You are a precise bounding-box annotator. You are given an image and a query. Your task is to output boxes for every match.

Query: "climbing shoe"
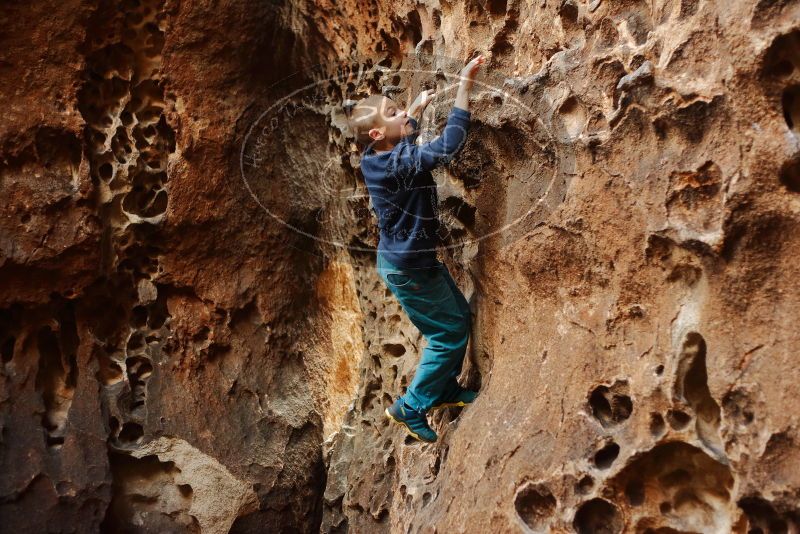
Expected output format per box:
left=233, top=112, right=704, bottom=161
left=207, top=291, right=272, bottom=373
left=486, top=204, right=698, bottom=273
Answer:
left=385, top=398, right=437, bottom=443
left=430, top=387, right=479, bottom=411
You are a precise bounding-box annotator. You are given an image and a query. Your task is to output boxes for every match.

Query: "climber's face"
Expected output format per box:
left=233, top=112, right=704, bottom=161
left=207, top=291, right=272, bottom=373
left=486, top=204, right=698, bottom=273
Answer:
left=368, top=96, right=412, bottom=146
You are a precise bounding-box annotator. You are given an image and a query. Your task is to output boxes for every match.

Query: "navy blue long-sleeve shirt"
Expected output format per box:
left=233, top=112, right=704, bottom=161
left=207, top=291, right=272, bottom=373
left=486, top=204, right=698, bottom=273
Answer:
left=361, top=106, right=471, bottom=268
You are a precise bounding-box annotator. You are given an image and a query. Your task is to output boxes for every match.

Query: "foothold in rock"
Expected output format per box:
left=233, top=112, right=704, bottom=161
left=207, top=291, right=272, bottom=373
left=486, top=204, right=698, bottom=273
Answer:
left=616, top=61, right=654, bottom=92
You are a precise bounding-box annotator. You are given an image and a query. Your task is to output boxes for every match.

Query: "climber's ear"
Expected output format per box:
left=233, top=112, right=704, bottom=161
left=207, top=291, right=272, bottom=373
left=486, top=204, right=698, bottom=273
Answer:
left=369, top=126, right=385, bottom=141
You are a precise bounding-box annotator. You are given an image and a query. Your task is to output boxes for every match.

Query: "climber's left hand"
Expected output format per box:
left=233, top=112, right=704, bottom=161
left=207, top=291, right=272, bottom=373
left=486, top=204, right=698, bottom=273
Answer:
left=406, top=88, right=436, bottom=122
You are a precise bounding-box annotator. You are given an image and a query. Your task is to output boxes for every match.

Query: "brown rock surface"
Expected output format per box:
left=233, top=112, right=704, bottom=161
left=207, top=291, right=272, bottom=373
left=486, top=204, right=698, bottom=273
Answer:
left=2, top=0, right=799, bottom=532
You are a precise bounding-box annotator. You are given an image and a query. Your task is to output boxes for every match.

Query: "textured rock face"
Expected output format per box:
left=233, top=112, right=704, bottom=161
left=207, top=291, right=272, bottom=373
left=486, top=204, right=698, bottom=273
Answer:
left=1, top=0, right=799, bottom=533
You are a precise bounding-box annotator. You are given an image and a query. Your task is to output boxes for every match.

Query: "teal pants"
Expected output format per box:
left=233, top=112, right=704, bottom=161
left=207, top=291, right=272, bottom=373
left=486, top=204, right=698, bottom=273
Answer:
left=376, top=251, right=472, bottom=413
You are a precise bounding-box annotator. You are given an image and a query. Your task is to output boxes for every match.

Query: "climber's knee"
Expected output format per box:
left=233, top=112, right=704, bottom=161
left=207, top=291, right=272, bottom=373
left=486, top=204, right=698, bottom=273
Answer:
left=429, top=318, right=469, bottom=347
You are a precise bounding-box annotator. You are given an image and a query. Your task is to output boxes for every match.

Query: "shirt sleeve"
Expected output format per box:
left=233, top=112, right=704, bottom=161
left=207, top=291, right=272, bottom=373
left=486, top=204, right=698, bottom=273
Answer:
left=388, top=106, right=471, bottom=189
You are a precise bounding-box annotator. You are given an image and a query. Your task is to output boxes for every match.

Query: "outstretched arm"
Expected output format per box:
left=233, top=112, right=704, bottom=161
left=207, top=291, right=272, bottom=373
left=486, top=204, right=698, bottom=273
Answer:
left=391, top=55, right=485, bottom=183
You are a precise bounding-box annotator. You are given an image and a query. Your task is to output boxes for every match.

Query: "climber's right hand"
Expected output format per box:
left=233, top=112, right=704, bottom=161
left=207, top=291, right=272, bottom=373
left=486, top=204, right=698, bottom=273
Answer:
left=458, top=54, right=485, bottom=92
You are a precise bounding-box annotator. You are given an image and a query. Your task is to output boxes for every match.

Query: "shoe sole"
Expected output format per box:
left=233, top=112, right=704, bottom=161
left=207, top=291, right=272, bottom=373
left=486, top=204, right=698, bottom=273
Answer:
left=384, top=408, right=436, bottom=443
left=430, top=400, right=473, bottom=411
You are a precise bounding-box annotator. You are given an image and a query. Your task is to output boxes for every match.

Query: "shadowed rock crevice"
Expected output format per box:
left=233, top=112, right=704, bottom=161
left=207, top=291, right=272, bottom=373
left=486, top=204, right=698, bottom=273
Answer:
left=673, top=332, right=724, bottom=459
left=34, top=302, right=80, bottom=449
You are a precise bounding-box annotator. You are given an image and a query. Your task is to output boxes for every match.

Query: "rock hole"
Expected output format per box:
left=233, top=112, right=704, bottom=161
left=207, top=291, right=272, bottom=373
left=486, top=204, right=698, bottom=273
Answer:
left=655, top=364, right=664, bottom=376
left=100, top=359, right=124, bottom=386
left=722, top=389, right=755, bottom=426
left=559, top=96, right=587, bottom=139
left=649, top=413, right=666, bottom=437
left=573, top=499, right=623, bottom=534
left=383, top=343, right=406, bottom=357
left=147, top=297, right=169, bottom=329
left=739, top=496, right=794, bottom=534
left=1, top=336, right=14, bottom=363
left=422, top=492, right=431, bottom=507
left=131, top=305, right=148, bottom=328
left=97, top=162, right=114, bottom=184
left=588, top=381, right=632, bottom=428
left=559, top=0, right=579, bottom=24
left=109, top=416, right=120, bottom=436
left=122, top=187, right=168, bottom=218
left=779, top=153, right=800, bottom=192
left=762, top=30, right=800, bottom=79
left=782, top=85, right=800, bottom=132
left=118, top=422, right=144, bottom=445
left=431, top=453, right=441, bottom=476
left=487, top=0, right=508, bottom=16
left=666, top=409, right=691, bottom=430
left=127, top=331, right=145, bottom=352
left=177, top=484, right=193, bottom=497
left=127, top=356, right=153, bottom=381
left=577, top=475, right=595, bottom=495
left=514, top=482, right=557, bottom=531
left=594, top=442, right=620, bottom=469
left=376, top=508, right=389, bottom=522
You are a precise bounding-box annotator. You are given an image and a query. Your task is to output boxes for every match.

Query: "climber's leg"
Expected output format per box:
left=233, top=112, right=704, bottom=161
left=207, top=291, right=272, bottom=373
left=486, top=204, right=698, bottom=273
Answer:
left=433, top=263, right=472, bottom=402
left=376, top=252, right=470, bottom=413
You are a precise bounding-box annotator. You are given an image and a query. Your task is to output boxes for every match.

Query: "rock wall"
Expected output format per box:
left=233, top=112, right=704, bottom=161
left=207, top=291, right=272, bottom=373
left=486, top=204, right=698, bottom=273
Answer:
left=1, top=0, right=799, bottom=532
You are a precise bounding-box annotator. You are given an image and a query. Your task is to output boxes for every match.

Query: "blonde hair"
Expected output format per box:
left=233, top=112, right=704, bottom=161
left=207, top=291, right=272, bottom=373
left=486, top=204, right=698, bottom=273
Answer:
left=344, top=94, right=387, bottom=146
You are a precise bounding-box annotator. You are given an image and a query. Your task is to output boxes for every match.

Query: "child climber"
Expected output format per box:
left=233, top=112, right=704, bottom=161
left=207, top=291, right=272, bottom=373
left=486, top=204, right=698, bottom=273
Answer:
left=345, top=54, right=486, bottom=442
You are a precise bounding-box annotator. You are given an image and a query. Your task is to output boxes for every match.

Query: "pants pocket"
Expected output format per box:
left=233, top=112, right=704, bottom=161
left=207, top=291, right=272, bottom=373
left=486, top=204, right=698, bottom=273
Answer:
left=386, top=272, right=413, bottom=287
